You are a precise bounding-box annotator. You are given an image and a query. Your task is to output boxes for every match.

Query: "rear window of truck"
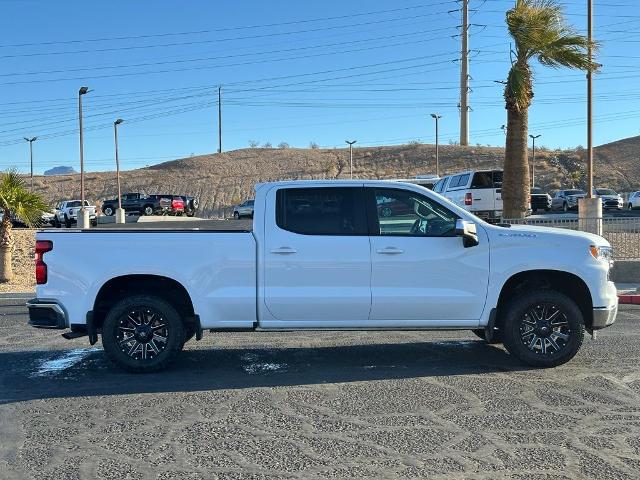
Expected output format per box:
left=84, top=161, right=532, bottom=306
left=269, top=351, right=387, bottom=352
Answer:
left=471, top=171, right=503, bottom=189
left=276, top=187, right=367, bottom=235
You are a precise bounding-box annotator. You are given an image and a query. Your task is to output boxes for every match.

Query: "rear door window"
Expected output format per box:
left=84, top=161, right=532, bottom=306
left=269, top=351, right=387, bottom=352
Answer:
left=276, top=187, right=367, bottom=236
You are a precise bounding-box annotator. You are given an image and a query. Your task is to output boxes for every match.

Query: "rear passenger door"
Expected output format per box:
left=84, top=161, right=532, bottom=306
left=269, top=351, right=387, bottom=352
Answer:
left=262, top=186, right=372, bottom=325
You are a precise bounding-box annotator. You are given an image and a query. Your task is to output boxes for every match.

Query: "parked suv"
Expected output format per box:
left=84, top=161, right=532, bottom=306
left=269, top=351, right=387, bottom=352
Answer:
left=593, top=188, right=623, bottom=210
left=530, top=187, right=551, bottom=213
left=433, top=170, right=503, bottom=221
left=102, top=193, right=183, bottom=216
left=54, top=200, right=97, bottom=228
left=233, top=199, right=254, bottom=219
left=628, top=191, right=640, bottom=210
left=551, top=189, right=586, bottom=212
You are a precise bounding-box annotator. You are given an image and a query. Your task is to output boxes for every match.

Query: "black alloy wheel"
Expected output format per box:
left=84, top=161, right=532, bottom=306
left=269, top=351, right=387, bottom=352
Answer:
left=102, top=295, right=185, bottom=372
left=502, top=290, right=584, bottom=368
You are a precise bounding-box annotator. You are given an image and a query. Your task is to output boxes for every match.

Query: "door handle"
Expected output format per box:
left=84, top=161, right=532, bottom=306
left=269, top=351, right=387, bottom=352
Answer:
left=270, top=247, right=297, bottom=254
left=376, top=247, right=404, bottom=255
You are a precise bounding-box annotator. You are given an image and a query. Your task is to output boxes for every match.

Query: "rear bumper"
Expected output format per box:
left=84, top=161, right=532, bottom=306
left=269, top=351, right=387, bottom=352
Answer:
left=26, top=299, right=68, bottom=329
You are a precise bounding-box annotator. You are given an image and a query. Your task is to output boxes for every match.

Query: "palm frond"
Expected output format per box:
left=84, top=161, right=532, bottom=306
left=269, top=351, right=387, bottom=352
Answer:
left=506, top=0, right=595, bottom=72
left=0, top=168, right=49, bottom=227
left=505, top=63, right=533, bottom=111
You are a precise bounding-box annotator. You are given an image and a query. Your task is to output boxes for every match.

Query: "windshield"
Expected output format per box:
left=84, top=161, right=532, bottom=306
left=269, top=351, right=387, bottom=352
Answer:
left=531, top=187, right=544, bottom=194
left=565, top=190, right=585, bottom=196
left=67, top=201, right=81, bottom=207
left=595, top=189, right=616, bottom=195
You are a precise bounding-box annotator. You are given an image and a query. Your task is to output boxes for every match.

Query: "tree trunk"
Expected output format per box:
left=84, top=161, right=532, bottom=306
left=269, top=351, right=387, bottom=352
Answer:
left=503, top=105, right=530, bottom=218
left=0, top=214, right=13, bottom=283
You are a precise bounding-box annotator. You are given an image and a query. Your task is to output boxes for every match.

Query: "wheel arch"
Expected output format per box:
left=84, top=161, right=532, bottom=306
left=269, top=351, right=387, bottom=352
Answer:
left=496, top=269, right=593, bottom=329
left=92, top=274, right=196, bottom=331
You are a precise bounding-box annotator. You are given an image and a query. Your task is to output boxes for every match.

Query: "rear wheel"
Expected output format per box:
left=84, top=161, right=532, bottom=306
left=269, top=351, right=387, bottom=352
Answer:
left=562, top=202, right=568, bottom=213
left=101, top=295, right=185, bottom=373
left=143, top=205, right=154, bottom=216
left=629, top=203, right=633, bottom=210
left=64, top=214, right=71, bottom=228
left=233, top=211, right=240, bottom=219
left=501, top=290, right=584, bottom=368
left=103, top=206, right=114, bottom=216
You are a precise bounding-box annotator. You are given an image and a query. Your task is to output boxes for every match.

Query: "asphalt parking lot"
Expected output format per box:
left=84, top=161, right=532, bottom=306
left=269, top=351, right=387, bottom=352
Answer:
left=1, top=294, right=640, bottom=479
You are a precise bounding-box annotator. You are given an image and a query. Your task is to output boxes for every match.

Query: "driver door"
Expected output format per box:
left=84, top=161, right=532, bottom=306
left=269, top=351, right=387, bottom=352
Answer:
left=366, top=187, right=489, bottom=322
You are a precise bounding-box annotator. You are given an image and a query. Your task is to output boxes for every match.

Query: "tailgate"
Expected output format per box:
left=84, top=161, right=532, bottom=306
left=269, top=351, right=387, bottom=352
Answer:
left=470, top=188, right=501, bottom=211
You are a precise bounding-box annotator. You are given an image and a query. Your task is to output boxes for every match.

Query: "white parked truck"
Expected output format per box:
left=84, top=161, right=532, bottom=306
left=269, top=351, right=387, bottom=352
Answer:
left=28, top=180, right=618, bottom=372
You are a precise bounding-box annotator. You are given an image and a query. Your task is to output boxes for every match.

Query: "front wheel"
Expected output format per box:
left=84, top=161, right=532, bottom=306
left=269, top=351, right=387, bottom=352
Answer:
left=629, top=203, right=633, bottom=210
left=101, top=295, right=185, bottom=373
left=103, top=206, right=114, bottom=216
left=562, top=202, right=568, bottom=213
left=143, top=205, right=154, bottom=216
left=233, top=211, right=240, bottom=219
left=64, top=214, right=72, bottom=228
left=501, top=290, right=584, bottom=368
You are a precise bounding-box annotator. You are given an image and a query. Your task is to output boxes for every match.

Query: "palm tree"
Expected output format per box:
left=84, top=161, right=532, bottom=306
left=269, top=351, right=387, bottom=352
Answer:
left=0, top=169, right=49, bottom=282
left=503, top=0, right=596, bottom=218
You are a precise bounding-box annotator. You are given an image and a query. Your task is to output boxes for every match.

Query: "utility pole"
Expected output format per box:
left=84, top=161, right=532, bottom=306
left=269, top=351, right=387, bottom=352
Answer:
left=23, top=136, right=37, bottom=190
left=459, top=0, right=469, bottom=146
left=113, top=119, right=125, bottom=224
left=78, top=86, right=90, bottom=229
left=218, top=85, right=222, bottom=154
left=529, top=134, right=541, bottom=188
left=345, top=140, right=357, bottom=179
left=578, top=0, right=602, bottom=234
left=586, top=0, right=593, bottom=198
left=431, top=114, right=442, bottom=177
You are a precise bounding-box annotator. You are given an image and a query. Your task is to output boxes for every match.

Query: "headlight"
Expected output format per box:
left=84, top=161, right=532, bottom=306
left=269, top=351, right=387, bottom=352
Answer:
left=590, top=245, right=614, bottom=268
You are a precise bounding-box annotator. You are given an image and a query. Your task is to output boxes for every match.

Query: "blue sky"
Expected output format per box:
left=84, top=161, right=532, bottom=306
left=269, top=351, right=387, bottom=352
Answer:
left=0, top=0, right=638, bottom=173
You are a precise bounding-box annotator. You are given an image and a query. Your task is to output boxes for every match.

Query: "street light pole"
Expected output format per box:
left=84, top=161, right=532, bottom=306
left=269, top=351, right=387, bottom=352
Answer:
left=529, top=134, right=541, bottom=188
left=345, top=140, right=357, bottom=179
left=113, top=119, right=125, bottom=224
left=430, top=114, right=442, bottom=177
left=23, top=136, right=37, bottom=189
left=78, top=86, right=90, bottom=228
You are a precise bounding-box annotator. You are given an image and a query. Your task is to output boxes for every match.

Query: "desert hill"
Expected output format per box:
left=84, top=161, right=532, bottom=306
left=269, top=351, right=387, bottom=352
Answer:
left=29, top=137, right=640, bottom=218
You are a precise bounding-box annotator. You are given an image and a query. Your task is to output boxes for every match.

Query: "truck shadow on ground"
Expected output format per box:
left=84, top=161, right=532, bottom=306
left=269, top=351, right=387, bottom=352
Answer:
left=1, top=340, right=528, bottom=405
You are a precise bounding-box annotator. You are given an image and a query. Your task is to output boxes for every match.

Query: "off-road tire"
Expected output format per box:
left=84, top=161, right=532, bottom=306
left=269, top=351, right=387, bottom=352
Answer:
left=102, top=295, right=185, bottom=373
left=501, top=290, right=584, bottom=368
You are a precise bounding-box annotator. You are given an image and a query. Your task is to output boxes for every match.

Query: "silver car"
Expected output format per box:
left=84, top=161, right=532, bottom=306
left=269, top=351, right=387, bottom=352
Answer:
left=551, top=189, right=586, bottom=212
left=233, top=199, right=254, bottom=219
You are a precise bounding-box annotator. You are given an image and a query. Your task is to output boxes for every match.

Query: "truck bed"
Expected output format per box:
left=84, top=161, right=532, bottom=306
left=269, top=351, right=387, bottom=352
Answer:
left=46, top=219, right=253, bottom=232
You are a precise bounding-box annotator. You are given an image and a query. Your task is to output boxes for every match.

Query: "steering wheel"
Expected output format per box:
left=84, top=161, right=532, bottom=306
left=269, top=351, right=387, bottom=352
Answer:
left=410, top=218, right=427, bottom=235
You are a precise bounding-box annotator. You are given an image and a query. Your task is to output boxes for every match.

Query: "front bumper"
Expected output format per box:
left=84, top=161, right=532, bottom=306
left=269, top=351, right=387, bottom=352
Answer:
left=592, top=304, right=618, bottom=330
left=26, top=299, right=68, bottom=329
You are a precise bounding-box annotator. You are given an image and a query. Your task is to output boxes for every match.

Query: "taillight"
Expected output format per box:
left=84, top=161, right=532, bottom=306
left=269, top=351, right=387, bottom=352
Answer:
left=35, top=240, right=53, bottom=285
left=465, top=192, right=473, bottom=206
left=172, top=198, right=184, bottom=210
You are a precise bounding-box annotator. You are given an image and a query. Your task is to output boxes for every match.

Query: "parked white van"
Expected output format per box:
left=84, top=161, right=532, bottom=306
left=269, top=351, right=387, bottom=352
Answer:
left=432, top=170, right=503, bottom=221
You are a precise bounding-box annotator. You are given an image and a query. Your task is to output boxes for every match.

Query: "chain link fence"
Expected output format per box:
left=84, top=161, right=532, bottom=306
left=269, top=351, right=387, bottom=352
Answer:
left=501, top=217, right=640, bottom=260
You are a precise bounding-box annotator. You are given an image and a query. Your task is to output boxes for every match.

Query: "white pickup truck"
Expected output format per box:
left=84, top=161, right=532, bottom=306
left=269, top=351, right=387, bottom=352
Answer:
left=27, top=180, right=618, bottom=372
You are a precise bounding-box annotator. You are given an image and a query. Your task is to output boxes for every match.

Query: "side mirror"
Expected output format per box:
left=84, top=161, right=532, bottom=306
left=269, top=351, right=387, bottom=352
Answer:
left=456, top=219, right=479, bottom=248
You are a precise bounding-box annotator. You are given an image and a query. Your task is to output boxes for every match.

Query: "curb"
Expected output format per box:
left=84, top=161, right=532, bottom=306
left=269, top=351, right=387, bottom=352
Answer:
left=618, top=295, right=640, bottom=305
